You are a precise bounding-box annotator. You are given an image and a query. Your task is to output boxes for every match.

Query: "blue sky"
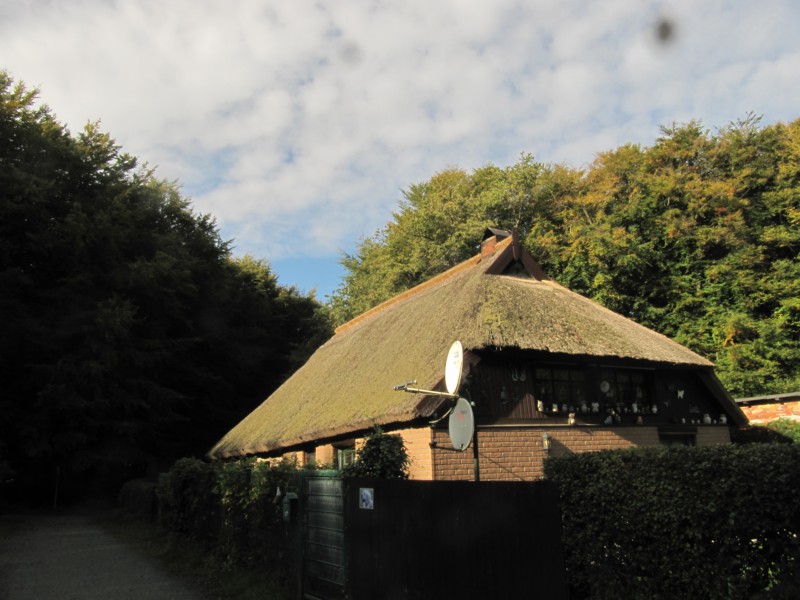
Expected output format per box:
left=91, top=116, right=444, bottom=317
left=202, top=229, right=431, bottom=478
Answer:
left=2, top=0, right=799, bottom=300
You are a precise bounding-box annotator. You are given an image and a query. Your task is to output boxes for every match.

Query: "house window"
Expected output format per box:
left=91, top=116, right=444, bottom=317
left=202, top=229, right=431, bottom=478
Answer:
left=303, top=447, right=316, bottom=466
left=337, top=447, right=355, bottom=470
left=597, top=369, right=652, bottom=411
left=534, top=367, right=586, bottom=412
left=333, top=439, right=357, bottom=470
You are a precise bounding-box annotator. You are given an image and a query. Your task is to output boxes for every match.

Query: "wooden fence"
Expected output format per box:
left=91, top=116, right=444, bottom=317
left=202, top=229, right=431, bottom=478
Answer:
left=298, top=475, right=566, bottom=599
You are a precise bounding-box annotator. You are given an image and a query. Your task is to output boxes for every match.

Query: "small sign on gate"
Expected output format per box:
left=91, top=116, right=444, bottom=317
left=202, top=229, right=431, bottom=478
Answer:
left=359, top=487, right=374, bottom=510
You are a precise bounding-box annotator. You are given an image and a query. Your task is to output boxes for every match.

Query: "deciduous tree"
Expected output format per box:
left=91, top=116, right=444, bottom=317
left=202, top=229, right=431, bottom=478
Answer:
left=0, top=72, right=332, bottom=502
left=330, top=117, right=800, bottom=398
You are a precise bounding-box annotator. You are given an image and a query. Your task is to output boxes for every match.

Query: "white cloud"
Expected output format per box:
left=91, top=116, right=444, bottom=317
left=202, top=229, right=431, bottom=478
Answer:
left=2, top=0, right=799, bottom=295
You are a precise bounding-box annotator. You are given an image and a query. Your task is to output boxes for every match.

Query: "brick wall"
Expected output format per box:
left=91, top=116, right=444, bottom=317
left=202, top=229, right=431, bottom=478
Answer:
left=432, top=425, right=731, bottom=481
left=432, top=427, right=546, bottom=481
left=256, top=424, right=731, bottom=478
left=739, top=400, right=800, bottom=424
left=316, top=444, right=335, bottom=466
left=283, top=450, right=301, bottom=466
left=395, top=427, right=434, bottom=480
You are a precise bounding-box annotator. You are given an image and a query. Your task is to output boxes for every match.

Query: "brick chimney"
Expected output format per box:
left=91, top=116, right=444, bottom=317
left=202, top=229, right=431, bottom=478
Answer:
left=481, top=227, right=511, bottom=257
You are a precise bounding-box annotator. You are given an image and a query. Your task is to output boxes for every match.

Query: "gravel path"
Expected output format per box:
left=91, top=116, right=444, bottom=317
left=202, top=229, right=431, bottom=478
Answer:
left=0, top=511, right=206, bottom=600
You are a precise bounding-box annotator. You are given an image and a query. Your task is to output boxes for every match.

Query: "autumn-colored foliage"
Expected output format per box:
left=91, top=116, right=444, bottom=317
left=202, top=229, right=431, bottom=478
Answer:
left=331, top=115, right=800, bottom=397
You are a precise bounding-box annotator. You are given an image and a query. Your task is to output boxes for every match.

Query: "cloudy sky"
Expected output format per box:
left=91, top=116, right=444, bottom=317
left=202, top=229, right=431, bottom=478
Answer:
left=2, top=1, right=798, bottom=299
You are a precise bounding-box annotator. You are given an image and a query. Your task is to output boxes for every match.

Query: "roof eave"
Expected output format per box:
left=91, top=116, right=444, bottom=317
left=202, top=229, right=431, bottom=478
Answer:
left=206, top=395, right=454, bottom=460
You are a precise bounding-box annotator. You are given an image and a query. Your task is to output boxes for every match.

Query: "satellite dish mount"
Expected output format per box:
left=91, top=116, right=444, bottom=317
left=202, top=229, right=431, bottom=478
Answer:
left=393, top=341, right=480, bottom=481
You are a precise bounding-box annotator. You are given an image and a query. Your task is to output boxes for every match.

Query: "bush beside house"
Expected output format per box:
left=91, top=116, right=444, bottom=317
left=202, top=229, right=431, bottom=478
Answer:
left=340, top=428, right=410, bottom=479
left=545, top=444, right=800, bottom=600
left=127, top=440, right=798, bottom=599
left=765, top=419, right=800, bottom=443
left=154, top=457, right=300, bottom=580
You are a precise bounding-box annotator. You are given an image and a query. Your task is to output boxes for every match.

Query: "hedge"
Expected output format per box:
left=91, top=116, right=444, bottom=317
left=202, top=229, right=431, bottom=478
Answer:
left=152, top=430, right=408, bottom=579
left=545, top=444, right=800, bottom=600
left=155, top=457, right=300, bottom=576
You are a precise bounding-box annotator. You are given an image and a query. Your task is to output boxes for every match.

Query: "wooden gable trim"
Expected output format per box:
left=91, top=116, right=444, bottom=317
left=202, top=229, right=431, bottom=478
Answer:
left=696, top=369, right=749, bottom=427
left=484, top=230, right=551, bottom=281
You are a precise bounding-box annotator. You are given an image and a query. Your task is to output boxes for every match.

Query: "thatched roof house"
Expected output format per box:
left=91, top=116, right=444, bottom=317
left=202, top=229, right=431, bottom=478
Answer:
left=209, top=230, right=746, bottom=479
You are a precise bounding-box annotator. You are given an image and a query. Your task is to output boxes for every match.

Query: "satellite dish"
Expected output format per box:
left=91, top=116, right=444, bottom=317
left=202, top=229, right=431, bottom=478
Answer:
left=448, top=397, right=474, bottom=451
left=445, top=341, right=464, bottom=395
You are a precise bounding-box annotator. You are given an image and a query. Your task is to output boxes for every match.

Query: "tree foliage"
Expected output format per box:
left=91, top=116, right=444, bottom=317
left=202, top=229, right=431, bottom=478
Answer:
left=330, top=116, right=800, bottom=397
left=0, top=72, right=333, bottom=501
left=545, top=444, right=800, bottom=599
left=156, top=456, right=299, bottom=576
left=341, top=428, right=410, bottom=479
left=765, top=418, right=800, bottom=444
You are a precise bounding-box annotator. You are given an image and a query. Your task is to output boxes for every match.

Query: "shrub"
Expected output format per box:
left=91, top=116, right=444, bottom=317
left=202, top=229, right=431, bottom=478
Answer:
left=342, top=428, right=410, bottom=479
left=765, top=419, right=800, bottom=443
left=247, top=459, right=301, bottom=571
left=732, top=424, right=794, bottom=444
left=156, top=458, right=218, bottom=541
left=545, top=444, right=800, bottom=600
left=156, top=457, right=300, bottom=581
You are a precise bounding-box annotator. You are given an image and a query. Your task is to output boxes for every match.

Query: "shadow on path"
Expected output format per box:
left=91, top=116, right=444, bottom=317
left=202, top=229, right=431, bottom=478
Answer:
left=0, top=509, right=206, bottom=600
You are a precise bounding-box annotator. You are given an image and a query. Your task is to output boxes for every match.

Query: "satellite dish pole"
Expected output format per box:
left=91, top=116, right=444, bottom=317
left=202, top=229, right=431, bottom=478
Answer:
left=468, top=392, right=480, bottom=482
left=394, top=341, right=480, bottom=482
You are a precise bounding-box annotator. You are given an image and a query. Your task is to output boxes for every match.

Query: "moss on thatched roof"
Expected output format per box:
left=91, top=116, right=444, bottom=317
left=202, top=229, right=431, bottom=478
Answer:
left=208, top=236, right=715, bottom=459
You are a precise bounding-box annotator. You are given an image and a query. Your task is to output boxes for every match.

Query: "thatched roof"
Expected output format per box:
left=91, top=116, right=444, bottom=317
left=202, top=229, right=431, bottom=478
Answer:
left=208, top=234, right=717, bottom=459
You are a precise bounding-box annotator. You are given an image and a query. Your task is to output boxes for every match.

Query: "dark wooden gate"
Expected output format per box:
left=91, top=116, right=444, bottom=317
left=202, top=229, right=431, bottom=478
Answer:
left=343, top=479, right=566, bottom=600
left=299, top=477, right=566, bottom=599
left=300, top=473, right=346, bottom=600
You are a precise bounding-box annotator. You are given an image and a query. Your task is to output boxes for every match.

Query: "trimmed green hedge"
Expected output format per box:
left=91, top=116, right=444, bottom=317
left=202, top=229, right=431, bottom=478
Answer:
left=156, top=458, right=299, bottom=574
left=545, top=444, right=800, bottom=599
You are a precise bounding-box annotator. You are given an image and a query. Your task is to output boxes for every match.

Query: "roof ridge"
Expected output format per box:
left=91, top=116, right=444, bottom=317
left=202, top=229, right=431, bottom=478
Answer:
left=334, top=236, right=513, bottom=335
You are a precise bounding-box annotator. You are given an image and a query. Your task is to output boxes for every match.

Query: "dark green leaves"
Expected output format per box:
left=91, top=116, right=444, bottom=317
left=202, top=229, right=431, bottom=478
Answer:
left=545, top=445, right=800, bottom=599
left=0, top=72, right=333, bottom=502
left=342, top=428, right=410, bottom=479
left=331, top=117, right=800, bottom=397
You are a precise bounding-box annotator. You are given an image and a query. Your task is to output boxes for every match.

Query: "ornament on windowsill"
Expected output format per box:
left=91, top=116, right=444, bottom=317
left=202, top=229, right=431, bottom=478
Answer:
left=511, top=366, right=526, bottom=382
